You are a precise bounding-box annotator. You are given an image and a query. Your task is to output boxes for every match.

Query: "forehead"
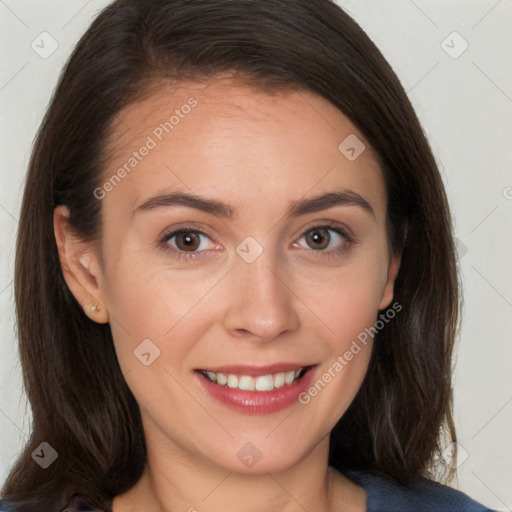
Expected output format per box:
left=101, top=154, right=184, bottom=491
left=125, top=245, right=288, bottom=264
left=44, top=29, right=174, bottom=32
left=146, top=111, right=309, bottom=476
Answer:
left=101, top=76, right=385, bottom=221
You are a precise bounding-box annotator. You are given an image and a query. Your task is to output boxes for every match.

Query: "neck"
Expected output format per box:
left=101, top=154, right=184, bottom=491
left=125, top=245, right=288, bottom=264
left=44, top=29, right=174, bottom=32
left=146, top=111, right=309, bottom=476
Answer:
left=112, top=422, right=366, bottom=512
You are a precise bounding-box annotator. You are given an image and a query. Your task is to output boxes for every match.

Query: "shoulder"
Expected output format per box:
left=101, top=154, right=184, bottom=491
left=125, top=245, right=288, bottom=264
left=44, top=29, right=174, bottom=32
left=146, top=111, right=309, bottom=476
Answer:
left=0, top=493, right=111, bottom=512
left=343, top=470, right=498, bottom=512
left=64, top=493, right=112, bottom=511
left=0, top=500, right=13, bottom=512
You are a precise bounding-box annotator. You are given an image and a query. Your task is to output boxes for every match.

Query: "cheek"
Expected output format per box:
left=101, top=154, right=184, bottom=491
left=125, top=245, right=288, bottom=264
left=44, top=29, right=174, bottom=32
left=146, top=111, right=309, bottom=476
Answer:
left=293, top=268, right=382, bottom=430
left=304, top=271, right=379, bottom=378
left=102, top=249, right=224, bottom=371
left=297, top=251, right=389, bottom=340
left=292, top=249, right=387, bottom=406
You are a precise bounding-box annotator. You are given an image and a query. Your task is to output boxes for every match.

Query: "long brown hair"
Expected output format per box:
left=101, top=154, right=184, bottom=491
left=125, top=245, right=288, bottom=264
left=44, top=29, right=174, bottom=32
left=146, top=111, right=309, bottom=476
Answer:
left=2, top=0, right=459, bottom=509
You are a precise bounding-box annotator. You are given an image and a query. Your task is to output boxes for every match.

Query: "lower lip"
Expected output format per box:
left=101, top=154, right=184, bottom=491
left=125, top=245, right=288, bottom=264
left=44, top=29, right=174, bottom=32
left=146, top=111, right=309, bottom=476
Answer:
left=195, top=367, right=317, bottom=414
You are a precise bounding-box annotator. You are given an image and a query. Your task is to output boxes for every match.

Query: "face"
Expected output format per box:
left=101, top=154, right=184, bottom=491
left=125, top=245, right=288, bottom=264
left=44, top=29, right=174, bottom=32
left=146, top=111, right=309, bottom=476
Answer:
left=57, top=75, right=400, bottom=475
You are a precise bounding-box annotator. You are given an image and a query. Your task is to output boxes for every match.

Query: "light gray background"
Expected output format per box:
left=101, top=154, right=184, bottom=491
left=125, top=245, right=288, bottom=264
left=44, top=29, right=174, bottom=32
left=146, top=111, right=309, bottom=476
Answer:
left=0, top=0, right=511, bottom=509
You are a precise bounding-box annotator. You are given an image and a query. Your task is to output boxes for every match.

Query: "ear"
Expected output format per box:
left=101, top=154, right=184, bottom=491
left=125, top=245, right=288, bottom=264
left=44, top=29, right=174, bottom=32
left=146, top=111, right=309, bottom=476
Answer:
left=53, top=205, right=109, bottom=323
left=378, top=222, right=407, bottom=310
left=378, top=251, right=402, bottom=311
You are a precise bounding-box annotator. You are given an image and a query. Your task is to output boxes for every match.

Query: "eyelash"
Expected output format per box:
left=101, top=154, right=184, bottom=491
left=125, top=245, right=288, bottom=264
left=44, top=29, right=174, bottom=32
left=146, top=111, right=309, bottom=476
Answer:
left=158, top=223, right=354, bottom=263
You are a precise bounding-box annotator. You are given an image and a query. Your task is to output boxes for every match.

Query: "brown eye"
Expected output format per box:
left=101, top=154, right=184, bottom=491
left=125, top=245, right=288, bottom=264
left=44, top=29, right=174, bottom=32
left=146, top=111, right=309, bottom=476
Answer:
left=160, top=227, right=220, bottom=262
left=174, top=232, right=201, bottom=251
left=296, top=225, right=352, bottom=257
left=305, top=228, right=331, bottom=250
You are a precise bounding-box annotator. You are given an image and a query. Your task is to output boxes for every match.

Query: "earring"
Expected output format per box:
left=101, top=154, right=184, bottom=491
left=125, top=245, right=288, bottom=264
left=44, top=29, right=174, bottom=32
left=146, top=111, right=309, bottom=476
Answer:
left=90, top=303, right=101, bottom=313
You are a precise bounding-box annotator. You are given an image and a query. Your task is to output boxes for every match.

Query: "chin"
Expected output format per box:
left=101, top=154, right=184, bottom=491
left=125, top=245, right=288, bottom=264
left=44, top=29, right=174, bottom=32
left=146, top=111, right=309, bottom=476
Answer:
left=200, top=431, right=325, bottom=476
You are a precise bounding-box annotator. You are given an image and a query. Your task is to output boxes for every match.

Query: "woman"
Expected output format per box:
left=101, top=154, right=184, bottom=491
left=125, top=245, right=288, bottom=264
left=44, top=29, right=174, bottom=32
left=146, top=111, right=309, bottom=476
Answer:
left=0, top=0, right=498, bottom=511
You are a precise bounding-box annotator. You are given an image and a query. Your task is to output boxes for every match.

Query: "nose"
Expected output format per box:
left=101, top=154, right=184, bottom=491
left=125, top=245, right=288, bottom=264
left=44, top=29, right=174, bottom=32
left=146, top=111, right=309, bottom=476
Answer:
left=222, top=249, right=300, bottom=343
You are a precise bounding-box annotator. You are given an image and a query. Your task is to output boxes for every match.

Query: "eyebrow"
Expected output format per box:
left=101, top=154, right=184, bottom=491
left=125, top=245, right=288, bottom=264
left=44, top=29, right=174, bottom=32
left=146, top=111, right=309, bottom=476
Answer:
left=135, top=190, right=375, bottom=219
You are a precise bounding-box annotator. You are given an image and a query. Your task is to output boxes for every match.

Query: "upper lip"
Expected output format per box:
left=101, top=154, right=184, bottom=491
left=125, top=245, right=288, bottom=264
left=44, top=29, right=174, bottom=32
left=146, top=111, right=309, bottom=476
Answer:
left=197, top=363, right=315, bottom=377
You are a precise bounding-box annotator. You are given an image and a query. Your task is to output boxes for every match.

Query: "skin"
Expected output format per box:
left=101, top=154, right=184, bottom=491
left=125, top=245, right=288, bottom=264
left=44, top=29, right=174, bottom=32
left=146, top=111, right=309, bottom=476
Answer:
left=54, top=75, right=401, bottom=512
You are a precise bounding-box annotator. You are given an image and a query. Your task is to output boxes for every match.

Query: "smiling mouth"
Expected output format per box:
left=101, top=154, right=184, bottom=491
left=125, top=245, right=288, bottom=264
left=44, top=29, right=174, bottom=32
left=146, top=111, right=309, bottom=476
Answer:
left=198, top=366, right=311, bottom=392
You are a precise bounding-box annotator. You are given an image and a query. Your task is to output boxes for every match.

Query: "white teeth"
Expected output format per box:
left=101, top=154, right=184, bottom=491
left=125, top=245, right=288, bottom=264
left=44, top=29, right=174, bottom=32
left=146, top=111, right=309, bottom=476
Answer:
left=203, top=368, right=306, bottom=391
left=216, top=372, right=227, bottom=386
left=255, top=374, right=274, bottom=391
left=205, top=371, right=217, bottom=383
left=227, top=375, right=239, bottom=389
left=284, top=371, right=295, bottom=385
left=239, top=375, right=255, bottom=391
left=273, top=372, right=285, bottom=388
